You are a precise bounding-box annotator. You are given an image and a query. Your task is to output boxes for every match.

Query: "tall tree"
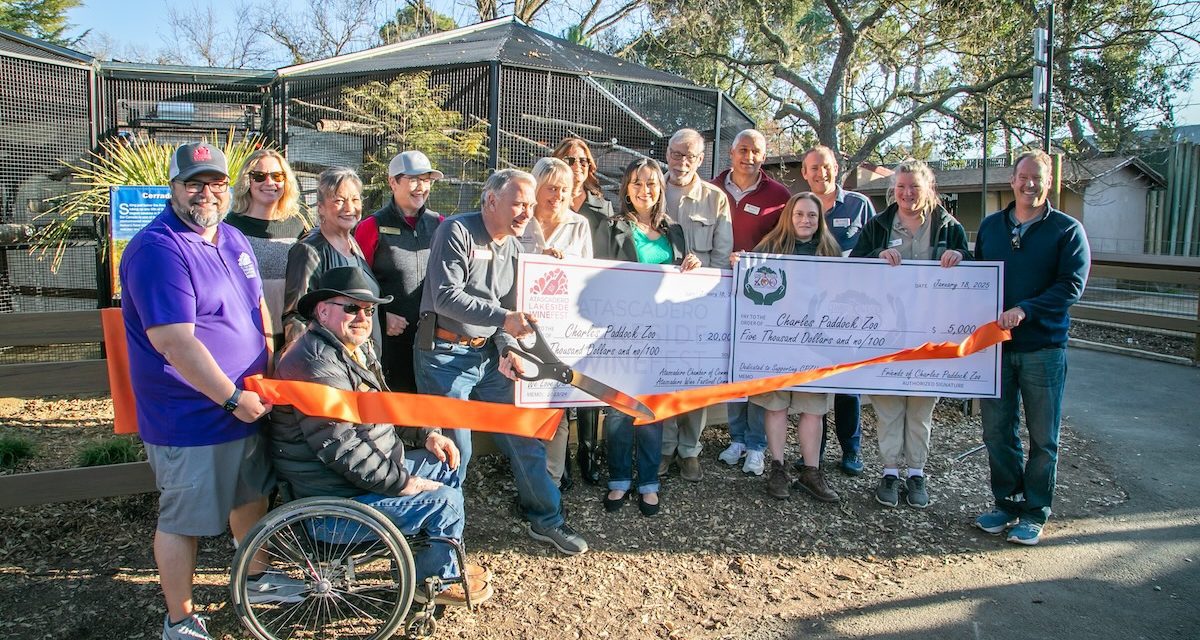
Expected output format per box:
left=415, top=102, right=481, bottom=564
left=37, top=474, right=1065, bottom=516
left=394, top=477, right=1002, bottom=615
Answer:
left=0, top=0, right=82, bottom=44
left=627, top=0, right=1198, bottom=169
left=378, top=1, right=457, bottom=44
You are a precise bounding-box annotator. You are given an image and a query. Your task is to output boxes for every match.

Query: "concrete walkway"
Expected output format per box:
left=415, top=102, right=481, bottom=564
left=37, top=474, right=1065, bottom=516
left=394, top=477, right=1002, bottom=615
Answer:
left=787, top=347, right=1200, bottom=639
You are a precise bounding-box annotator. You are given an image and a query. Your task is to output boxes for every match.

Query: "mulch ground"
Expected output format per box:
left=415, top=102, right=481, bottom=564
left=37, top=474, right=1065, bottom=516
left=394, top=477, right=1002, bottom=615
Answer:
left=0, top=397, right=1124, bottom=639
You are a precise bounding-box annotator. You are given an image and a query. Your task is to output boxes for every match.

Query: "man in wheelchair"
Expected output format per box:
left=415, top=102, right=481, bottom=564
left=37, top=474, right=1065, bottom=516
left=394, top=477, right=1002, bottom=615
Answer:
left=267, top=266, right=493, bottom=606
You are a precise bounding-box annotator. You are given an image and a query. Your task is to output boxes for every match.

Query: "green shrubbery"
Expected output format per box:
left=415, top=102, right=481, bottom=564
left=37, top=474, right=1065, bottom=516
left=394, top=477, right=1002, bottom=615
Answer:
left=0, top=434, right=36, bottom=468
left=76, top=436, right=144, bottom=467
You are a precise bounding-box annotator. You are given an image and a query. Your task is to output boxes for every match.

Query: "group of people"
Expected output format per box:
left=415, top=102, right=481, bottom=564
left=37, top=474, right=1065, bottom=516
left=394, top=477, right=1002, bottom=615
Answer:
left=118, top=128, right=1089, bottom=640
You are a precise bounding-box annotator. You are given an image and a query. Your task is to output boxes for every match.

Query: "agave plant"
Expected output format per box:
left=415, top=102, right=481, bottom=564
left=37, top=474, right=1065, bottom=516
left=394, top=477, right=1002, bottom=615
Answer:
left=32, top=130, right=266, bottom=270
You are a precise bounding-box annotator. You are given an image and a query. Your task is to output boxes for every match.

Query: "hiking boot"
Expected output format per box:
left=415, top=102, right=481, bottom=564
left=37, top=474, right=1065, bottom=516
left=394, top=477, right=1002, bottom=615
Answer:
left=246, top=570, right=308, bottom=604
left=1006, top=520, right=1044, bottom=546
left=658, top=455, right=673, bottom=477
left=527, top=521, right=589, bottom=555
left=414, top=575, right=494, bottom=606
left=905, top=475, right=930, bottom=508
left=678, top=456, right=703, bottom=482
left=793, top=466, right=840, bottom=502
left=875, top=475, right=900, bottom=507
left=840, top=452, right=864, bottom=476
left=162, top=614, right=211, bottom=640
left=717, top=442, right=746, bottom=466
left=465, top=563, right=492, bottom=583
left=974, top=509, right=1018, bottom=534
left=766, top=460, right=790, bottom=499
left=742, top=450, right=766, bottom=476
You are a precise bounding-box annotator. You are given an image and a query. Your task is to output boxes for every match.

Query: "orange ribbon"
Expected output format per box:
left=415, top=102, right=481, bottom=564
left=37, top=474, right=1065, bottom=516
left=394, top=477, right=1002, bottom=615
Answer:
left=101, top=309, right=1007, bottom=439
left=244, top=375, right=566, bottom=440
left=633, top=322, right=1010, bottom=424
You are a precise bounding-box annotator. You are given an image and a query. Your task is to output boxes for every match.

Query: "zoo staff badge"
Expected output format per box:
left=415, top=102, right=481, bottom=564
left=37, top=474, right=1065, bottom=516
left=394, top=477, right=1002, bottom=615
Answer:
left=744, top=265, right=787, bottom=306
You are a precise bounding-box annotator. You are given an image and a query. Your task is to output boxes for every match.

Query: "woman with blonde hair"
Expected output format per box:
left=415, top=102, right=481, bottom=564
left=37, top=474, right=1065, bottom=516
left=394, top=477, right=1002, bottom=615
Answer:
left=851, top=158, right=969, bottom=509
left=226, top=148, right=308, bottom=349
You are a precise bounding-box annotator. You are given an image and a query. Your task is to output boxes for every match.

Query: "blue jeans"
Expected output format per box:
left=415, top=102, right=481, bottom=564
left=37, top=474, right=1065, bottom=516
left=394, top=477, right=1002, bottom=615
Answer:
left=821, top=394, right=862, bottom=458
left=980, top=347, right=1067, bottom=525
left=414, top=339, right=564, bottom=530
left=355, top=449, right=463, bottom=584
left=726, top=401, right=766, bottom=452
left=604, top=411, right=662, bottom=494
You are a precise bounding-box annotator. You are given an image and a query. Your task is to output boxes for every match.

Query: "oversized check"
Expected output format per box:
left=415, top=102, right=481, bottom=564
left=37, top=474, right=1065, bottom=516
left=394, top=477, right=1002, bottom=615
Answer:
left=515, top=254, right=732, bottom=408
left=731, top=255, right=1003, bottom=398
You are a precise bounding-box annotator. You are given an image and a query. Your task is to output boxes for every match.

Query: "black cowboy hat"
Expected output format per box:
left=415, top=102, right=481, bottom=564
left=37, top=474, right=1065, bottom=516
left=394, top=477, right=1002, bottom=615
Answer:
left=298, top=266, right=393, bottom=320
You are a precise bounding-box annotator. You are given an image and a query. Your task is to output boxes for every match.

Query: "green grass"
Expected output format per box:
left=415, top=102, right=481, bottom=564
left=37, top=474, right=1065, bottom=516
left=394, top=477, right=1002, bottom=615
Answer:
left=0, top=434, right=36, bottom=468
left=76, top=436, right=144, bottom=467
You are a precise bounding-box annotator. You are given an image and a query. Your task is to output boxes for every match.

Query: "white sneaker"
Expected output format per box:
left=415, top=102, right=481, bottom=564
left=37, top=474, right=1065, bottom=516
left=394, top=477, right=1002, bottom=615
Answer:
left=742, top=450, right=766, bottom=476
left=717, top=442, right=746, bottom=465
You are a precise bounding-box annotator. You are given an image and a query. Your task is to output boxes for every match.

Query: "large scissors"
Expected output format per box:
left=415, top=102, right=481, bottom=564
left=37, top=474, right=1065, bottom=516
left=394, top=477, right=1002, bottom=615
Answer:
left=503, top=322, right=655, bottom=421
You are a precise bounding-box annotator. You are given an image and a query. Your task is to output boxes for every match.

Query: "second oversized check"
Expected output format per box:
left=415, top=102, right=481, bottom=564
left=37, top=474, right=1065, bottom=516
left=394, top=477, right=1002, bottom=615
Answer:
left=515, top=254, right=732, bottom=408
left=732, top=254, right=1003, bottom=398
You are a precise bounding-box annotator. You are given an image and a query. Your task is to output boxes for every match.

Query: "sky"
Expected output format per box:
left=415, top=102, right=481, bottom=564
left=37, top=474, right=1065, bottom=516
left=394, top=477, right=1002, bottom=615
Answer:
left=68, top=0, right=1200, bottom=130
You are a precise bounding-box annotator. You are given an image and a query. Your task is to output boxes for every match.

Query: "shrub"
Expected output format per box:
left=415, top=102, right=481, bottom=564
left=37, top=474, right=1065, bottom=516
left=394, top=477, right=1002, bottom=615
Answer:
left=0, top=434, right=36, bottom=468
left=76, top=436, right=144, bottom=467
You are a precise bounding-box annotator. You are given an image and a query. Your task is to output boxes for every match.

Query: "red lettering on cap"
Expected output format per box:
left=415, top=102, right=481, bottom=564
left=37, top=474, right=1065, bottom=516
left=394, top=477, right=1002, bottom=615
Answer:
left=193, top=146, right=212, bottom=161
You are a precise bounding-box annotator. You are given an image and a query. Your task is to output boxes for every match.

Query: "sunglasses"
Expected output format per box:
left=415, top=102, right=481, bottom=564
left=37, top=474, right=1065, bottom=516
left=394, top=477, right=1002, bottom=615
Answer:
left=562, top=156, right=590, bottom=167
left=328, top=301, right=376, bottom=316
left=249, top=170, right=286, bottom=183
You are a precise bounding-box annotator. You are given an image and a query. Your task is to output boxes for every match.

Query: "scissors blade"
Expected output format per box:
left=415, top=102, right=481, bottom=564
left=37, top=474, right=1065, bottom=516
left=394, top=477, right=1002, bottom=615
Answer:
left=567, top=371, right=655, bottom=421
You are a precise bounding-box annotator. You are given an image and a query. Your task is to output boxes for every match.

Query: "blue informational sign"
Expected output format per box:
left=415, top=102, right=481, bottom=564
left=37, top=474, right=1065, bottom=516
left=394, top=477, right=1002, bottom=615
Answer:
left=109, top=185, right=170, bottom=298
left=110, top=186, right=170, bottom=241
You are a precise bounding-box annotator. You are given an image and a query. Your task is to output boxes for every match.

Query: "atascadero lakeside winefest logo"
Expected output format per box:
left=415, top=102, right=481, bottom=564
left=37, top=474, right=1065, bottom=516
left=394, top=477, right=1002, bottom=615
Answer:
left=526, top=267, right=570, bottom=319
left=744, top=265, right=787, bottom=306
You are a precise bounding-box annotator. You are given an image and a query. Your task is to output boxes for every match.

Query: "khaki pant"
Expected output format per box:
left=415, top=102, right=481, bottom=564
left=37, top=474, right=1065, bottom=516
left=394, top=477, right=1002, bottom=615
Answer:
left=545, top=413, right=570, bottom=482
left=871, top=395, right=937, bottom=470
left=662, top=407, right=707, bottom=458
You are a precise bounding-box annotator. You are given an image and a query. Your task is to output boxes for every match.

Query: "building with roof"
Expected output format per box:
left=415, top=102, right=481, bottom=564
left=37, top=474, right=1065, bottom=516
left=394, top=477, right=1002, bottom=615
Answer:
left=1, top=18, right=752, bottom=310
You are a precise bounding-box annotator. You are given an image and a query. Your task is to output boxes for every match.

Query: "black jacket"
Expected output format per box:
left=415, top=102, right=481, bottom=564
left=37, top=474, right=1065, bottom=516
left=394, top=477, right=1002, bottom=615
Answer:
left=281, top=228, right=378, bottom=348
left=267, top=324, right=411, bottom=499
left=850, top=204, right=969, bottom=260
left=593, top=216, right=688, bottom=264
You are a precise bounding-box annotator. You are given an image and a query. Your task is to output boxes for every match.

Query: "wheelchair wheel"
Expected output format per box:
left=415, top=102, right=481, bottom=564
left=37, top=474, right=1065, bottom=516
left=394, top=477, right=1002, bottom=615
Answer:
left=231, top=497, right=416, bottom=640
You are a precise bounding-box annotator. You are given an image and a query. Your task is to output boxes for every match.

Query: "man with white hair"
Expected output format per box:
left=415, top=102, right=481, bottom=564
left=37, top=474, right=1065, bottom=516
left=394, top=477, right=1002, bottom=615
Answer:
left=711, top=129, right=792, bottom=477
left=414, top=169, right=588, bottom=555
left=660, top=128, right=733, bottom=482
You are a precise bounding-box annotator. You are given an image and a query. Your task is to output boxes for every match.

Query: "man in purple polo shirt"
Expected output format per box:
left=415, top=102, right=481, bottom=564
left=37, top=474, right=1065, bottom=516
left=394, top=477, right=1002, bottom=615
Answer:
left=800, top=145, right=876, bottom=477
left=120, top=142, right=297, bottom=640
left=712, top=129, right=791, bottom=477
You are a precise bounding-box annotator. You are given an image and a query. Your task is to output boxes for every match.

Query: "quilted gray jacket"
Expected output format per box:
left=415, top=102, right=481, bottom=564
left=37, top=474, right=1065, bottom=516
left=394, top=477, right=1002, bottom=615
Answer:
left=267, top=323, right=411, bottom=498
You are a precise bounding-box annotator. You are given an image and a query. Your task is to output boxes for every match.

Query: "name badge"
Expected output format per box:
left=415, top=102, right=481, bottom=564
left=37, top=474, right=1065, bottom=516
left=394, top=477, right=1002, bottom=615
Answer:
left=832, top=218, right=850, bottom=227
left=744, top=204, right=761, bottom=216
left=473, top=248, right=493, bottom=260
left=889, top=238, right=904, bottom=247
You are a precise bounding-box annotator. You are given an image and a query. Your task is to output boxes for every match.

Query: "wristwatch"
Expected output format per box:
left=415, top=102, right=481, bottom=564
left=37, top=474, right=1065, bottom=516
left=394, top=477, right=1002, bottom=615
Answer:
left=222, top=388, right=242, bottom=413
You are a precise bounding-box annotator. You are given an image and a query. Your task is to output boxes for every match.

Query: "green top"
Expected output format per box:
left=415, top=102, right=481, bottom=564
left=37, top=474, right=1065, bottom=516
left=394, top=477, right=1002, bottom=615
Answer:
left=631, top=225, right=673, bottom=264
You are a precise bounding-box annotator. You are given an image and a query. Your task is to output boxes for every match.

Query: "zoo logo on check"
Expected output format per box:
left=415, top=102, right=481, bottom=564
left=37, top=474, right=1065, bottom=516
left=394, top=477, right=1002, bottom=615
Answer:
left=743, top=265, right=787, bottom=306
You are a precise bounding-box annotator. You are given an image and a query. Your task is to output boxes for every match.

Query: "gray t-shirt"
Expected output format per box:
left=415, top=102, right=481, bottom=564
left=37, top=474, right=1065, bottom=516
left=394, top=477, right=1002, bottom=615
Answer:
left=419, top=212, right=519, bottom=350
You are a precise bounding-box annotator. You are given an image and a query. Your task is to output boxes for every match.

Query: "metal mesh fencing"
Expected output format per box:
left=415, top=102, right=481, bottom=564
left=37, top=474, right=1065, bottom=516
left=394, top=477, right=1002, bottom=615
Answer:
left=281, top=66, right=493, bottom=216
left=97, top=74, right=270, bottom=145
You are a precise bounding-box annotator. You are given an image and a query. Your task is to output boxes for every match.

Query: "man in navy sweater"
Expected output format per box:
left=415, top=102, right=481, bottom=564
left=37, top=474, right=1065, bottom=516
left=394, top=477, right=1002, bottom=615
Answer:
left=973, top=149, right=1091, bottom=546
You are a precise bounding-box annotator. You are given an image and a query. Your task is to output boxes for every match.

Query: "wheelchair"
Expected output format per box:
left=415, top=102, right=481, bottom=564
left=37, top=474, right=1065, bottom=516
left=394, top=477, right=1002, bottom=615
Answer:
left=230, top=496, right=474, bottom=640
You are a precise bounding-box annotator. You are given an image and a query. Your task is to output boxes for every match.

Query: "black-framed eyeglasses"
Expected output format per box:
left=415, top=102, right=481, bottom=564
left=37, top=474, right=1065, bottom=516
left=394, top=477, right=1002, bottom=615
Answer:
left=562, top=156, right=590, bottom=167
left=249, top=170, right=286, bottom=183
left=668, top=150, right=702, bottom=162
left=180, top=180, right=230, bottom=194
left=329, top=301, right=376, bottom=316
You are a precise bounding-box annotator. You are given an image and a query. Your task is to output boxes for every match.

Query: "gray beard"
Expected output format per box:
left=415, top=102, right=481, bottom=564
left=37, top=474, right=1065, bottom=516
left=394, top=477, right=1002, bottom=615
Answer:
left=186, top=205, right=223, bottom=228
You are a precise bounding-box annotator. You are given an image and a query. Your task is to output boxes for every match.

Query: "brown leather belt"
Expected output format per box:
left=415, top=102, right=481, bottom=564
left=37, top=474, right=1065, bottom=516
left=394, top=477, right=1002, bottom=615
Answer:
left=434, top=327, right=489, bottom=348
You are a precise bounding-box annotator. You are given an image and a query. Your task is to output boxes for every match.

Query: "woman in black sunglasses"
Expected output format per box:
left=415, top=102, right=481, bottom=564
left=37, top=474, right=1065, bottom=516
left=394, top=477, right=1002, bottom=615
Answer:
left=227, top=149, right=310, bottom=350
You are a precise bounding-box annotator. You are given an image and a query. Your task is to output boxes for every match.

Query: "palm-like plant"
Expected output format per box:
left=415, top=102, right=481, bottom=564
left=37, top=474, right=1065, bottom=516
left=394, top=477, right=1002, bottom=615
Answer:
left=32, top=130, right=265, bottom=270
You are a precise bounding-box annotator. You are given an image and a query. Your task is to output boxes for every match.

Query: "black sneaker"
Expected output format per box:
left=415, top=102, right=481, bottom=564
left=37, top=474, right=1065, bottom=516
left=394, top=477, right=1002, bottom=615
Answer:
left=527, top=522, right=588, bottom=555
left=875, top=475, right=900, bottom=507
left=905, top=475, right=929, bottom=508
